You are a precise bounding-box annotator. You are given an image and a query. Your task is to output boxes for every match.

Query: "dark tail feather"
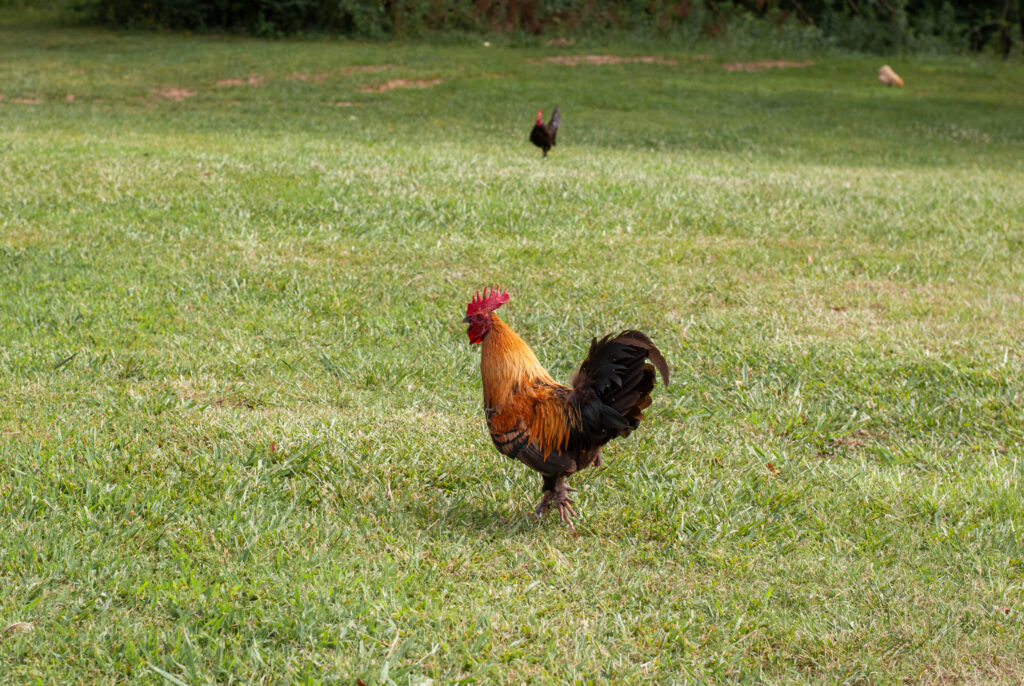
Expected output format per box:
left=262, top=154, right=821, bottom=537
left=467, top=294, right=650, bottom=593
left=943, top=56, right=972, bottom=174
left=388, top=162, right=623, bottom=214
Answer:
left=570, top=330, right=669, bottom=441
left=548, top=105, right=560, bottom=133
left=610, top=330, right=670, bottom=387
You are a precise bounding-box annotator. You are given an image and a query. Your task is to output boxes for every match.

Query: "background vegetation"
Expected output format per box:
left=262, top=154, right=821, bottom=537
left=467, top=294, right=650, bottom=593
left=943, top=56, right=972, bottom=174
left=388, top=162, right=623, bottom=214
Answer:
left=28, top=0, right=1019, bottom=54
left=2, top=6, right=1024, bottom=685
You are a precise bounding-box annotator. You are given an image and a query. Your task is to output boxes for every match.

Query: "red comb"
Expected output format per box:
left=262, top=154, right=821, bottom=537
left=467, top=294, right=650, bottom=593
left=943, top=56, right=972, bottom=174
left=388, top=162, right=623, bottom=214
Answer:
left=466, top=286, right=510, bottom=316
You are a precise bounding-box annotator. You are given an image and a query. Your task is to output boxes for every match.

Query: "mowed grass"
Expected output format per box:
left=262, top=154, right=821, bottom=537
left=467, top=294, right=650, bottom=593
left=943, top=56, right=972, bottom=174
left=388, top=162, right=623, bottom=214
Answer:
left=2, top=12, right=1024, bottom=684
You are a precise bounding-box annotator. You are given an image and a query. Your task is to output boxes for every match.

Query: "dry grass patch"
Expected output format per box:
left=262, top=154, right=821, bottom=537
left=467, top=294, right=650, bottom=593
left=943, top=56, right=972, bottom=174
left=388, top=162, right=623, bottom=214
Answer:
left=216, top=74, right=263, bottom=87
left=537, top=55, right=678, bottom=66
left=151, top=86, right=197, bottom=101
left=723, top=60, right=814, bottom=71
left=359, top=78, right=442, bottom=93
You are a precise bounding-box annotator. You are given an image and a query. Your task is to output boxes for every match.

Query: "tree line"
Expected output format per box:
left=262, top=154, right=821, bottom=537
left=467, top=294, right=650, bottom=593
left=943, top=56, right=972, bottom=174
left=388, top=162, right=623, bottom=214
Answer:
left=78, top=0, right=1023, bottom=54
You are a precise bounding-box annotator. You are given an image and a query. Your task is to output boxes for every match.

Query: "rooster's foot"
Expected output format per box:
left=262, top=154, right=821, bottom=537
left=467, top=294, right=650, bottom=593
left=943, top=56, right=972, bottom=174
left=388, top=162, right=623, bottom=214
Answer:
left=536, top=489, right=577, bottom=522
left=554, top=488, right=577, bottom=530
left=535, top=476, right=578, bottom=528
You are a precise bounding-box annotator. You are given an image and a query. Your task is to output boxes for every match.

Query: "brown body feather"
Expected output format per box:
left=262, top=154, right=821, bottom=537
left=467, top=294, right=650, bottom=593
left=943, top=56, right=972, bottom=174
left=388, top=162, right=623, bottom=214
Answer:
left=481, top=315, right=579, bottom=460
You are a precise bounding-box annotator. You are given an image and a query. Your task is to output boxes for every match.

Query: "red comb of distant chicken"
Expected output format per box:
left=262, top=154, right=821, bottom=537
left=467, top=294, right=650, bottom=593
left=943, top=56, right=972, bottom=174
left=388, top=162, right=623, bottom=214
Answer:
left=466, top=286, right=510, bottom=317
left=535, top=110, right=543, bottom=124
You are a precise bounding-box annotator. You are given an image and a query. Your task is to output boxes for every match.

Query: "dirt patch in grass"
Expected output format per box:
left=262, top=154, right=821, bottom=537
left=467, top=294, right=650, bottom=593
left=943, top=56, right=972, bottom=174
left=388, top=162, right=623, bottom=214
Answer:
left=287, top=72, right=328, bottom=83
left=152, top=86, right=197, bottom=101
left=217, top=74, right=263, bottom=87
left=216, top=74, right=262, bottom=87
left=6, top=95, right=43, bottom=104
left=360, top=78, right=442, bottom=93
left=722, top=60, right=814, bottom=72
left=537, top=55, right=678, bottom=66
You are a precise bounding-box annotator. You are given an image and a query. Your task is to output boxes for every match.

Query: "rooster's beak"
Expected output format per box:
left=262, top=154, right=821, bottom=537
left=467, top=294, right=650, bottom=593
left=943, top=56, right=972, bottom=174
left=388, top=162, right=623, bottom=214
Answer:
left=462, top=316, right=471, bottom=323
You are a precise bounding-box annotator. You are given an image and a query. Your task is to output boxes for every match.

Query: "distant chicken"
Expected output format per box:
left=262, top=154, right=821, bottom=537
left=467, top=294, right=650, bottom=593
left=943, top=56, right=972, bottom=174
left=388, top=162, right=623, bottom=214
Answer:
left=529, top=106, right=560, bottom=157
left=463, top=287, right=669, bottom=527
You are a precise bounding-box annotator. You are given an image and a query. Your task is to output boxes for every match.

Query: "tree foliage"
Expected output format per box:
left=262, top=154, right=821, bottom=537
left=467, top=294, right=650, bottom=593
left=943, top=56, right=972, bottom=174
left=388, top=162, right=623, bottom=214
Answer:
left=77, top=0, right=1023, bottom=54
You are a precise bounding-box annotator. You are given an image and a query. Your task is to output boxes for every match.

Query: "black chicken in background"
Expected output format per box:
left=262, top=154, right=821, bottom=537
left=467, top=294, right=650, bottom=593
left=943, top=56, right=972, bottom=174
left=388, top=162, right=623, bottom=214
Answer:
left=530, top=106, right=560, bottom=157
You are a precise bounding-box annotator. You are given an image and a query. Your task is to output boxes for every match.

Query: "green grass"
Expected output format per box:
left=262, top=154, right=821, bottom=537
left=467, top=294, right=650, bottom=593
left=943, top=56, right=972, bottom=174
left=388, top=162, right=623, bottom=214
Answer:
left=2, top=12, right=1024, bottom=685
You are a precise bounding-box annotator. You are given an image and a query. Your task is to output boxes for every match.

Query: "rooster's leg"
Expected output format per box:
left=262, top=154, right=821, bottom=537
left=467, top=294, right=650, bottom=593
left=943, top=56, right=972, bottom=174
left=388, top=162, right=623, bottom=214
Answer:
left=534, top=475, right=557, bottom=518
left=553, top=475, right=577, bottom=529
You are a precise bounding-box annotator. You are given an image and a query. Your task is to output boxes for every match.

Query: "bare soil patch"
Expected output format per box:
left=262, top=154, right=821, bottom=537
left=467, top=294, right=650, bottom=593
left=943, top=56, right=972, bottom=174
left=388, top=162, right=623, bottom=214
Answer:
left=360, top=78, right=442, bottom=93
left=216, top=74, right=263, bottom=87
left=722, top=60, right=814, bottom=72
left=538, top=55, right=678, bottom=66
left=152, top=86, right=197, bottom=101
left=287, top=72, right=328, bottom=83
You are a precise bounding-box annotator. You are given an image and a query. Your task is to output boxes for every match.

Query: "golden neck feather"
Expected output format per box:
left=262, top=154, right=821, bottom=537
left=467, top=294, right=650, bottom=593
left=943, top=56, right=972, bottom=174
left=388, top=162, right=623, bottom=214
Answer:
left=480, top=314, right=555, bottom=408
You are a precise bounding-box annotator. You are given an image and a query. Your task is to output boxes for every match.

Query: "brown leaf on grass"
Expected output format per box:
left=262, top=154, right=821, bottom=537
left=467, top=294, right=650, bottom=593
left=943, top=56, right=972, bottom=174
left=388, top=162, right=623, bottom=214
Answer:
left=11, top=97, right=43, bottom=105
left=359, top=78, right=442, bottom=93
left=152, top=87, right=196, bottom=101
left=333, top=101, right=359, bottom=107
left=766, top=462, right=780, bottom=476
left=723, top=60, right=814, bottom=72
left=3, top=622, right=33, bottom=635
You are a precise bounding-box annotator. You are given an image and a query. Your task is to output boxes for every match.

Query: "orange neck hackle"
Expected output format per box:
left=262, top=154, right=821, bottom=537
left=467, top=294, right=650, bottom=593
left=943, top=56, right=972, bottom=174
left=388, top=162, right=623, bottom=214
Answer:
left=479, top=314, right=556, bottom=409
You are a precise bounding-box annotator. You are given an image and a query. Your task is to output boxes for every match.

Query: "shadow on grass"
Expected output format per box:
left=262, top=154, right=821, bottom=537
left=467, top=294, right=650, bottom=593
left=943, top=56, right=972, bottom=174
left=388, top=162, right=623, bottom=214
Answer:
left=401, top=495, right=589, bottom=541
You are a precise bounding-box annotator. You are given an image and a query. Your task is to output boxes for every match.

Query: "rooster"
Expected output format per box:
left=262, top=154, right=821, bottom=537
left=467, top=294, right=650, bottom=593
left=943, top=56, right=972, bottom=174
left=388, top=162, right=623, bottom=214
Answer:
left=529, top=106, right=560, bottom=157
left=463, top=287, right=669, bottom=527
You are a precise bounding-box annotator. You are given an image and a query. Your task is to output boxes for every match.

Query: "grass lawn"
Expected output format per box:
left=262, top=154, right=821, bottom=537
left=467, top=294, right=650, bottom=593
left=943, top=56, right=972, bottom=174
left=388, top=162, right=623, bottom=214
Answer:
left=2, top=10, right=1024, bottom=684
